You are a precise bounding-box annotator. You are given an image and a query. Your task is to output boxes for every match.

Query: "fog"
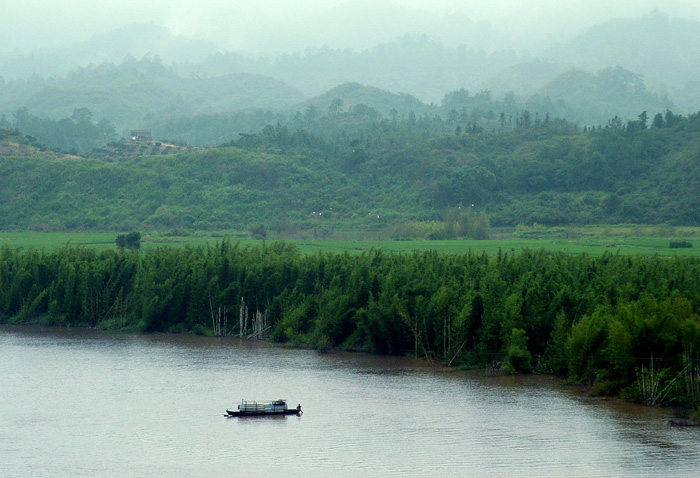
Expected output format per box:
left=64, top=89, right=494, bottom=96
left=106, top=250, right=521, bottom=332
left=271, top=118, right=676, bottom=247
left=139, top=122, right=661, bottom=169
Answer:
left=2, top=0, right=700, bottom=123
left=3, top=0, right=697, bottom=56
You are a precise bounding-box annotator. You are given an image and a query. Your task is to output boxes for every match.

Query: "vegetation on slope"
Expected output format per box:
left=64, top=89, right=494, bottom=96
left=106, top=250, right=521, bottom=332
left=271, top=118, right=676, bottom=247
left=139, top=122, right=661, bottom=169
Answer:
left=2, top=105, right=700, bottom=234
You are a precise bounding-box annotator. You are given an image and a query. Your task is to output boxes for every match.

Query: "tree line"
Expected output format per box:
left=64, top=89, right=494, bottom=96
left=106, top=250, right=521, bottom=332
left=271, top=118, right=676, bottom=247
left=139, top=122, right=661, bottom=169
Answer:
left=1, top=242, right=699, bottom=409
left=12, top=107, right=117, bottom=153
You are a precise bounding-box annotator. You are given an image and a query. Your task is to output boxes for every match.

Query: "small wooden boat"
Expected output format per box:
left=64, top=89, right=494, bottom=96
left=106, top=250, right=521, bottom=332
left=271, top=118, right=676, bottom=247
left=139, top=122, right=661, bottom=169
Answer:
left=226, top=399, right=302, bottom=417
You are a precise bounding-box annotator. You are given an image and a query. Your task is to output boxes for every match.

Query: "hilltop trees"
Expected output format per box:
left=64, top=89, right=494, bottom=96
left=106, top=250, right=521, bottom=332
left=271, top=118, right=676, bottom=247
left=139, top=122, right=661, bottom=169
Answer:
left=13, top=107, right=116, bottom=153
left=116, top=232, right=141, bottom=249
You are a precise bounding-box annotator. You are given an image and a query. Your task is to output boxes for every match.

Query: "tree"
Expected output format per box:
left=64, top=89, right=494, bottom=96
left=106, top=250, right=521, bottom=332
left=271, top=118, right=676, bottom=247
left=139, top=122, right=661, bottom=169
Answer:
left=442, top=88, right=470, bottom=108
left=303, top=105, right=318, bottom=124
left=638, top=111, right=648, bottom=130
left=348, top=104, right=380, bottom=121
left=71, top=107, right=93, bottom=125
left=250, top=224, right=267, bottom=239
left=447, top=109, right=459, bottom=126
left=116, top=231, right=141, bottom=249
left=597, top=66, right=645, bottom=99
left=607, top=115, right=624, bottom=130
left=626, top=111, right=648, bottom=135
left=517, top=110, right=532, bottom=129
left=664, top=110, right=682, bottom=128
left=125, top=232, right=141, bottom=249
left=502, top=327, right=532, bottom=373
left=474, top=212, right=491, bottom=239
left=503, top=91, right=517, bottom=114
left=407, top=110, right=417, bottom=127
left=13, top=107, right=31, bottom=132
left=328, top=98, right=344, bottom=117
left=96, top=119, right=117, bottom=142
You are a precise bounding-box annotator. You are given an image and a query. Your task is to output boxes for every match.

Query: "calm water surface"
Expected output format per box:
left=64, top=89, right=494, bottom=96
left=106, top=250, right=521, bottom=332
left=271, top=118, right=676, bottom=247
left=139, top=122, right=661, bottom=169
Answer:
left=1, top=326, right=698, bottom=477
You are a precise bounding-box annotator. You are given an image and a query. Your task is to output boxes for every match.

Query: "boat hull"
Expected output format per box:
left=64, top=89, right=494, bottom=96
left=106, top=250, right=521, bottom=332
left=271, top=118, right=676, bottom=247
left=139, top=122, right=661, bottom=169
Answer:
left=226, top=409, right=302, bottom=417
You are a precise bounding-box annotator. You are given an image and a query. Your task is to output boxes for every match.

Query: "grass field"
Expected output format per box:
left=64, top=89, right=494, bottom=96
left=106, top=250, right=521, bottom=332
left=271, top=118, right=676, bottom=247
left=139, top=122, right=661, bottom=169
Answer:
left=1, top=226, right=700, bottom=257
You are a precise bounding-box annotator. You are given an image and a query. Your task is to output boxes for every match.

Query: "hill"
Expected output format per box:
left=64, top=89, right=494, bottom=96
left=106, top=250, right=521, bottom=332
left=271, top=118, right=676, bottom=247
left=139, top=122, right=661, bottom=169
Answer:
left=181, top=35, right=525, bottom=103
left=478, top=60, right=570, bottom=98
left=547, top=10, right=700, bottom=88
left=2, top=110, right=700, bottom=234
left=546, top=10, right=700, bottom=112
left=295, top=82, right=427, bottom=118
left=536, top=67, right=672, bottom=125
left=0, top=56, right=306, bottom=133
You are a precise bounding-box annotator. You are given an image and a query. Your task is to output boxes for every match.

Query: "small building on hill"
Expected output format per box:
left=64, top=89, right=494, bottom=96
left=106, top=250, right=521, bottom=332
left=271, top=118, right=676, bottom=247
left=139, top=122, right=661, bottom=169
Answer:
left=130, top=130, right=152, bottom=142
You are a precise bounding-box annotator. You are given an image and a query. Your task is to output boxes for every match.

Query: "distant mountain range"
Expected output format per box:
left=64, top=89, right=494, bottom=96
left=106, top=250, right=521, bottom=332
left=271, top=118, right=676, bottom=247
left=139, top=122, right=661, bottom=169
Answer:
left=547, top=10, right=700, bottom=88
left=0, top=9, right=698, bottom=135
left=0, top=24, right=218, bottom=80
left=0, top=57, right=306, bottom=133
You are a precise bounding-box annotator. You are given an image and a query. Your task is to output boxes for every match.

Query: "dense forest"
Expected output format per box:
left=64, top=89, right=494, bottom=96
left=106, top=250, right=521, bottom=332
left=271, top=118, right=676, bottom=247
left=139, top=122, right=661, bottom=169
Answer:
left=1, top=242, right=699, bottom=409
left=2, top=104, right=700, bottom=234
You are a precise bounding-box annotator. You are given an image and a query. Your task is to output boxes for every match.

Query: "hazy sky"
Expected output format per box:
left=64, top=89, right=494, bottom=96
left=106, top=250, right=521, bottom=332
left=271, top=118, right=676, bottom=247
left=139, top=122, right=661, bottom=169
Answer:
left=3, top=0, right=698, bottom=54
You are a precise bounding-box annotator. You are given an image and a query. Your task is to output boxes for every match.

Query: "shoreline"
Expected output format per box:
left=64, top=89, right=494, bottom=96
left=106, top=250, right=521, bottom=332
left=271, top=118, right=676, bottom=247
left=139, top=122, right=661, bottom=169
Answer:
left=4, top=322, right=698, bottom=423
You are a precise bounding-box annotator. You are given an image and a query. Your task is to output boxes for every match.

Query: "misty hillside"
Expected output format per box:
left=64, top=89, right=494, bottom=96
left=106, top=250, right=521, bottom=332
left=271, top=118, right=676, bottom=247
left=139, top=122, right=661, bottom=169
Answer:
left=1, top=57, right=674, bottom=150
left=478, top=61, right=571, bottom=98
left=547, top=10, right=700, bottom=111
left=548, top=10, right=700, bottom=87
left=536, top=67, right=671, bottom=123
left=178, top=35, right=524, bottom=103
left=1, top=9, right=699, bottom=149
left=294, top=83, right=427, bottom=117
left=0, top=56, right=306, bottom=133
left=3, top=10, right=699, bottom=108
left=182, top=10, right=700, bottom=111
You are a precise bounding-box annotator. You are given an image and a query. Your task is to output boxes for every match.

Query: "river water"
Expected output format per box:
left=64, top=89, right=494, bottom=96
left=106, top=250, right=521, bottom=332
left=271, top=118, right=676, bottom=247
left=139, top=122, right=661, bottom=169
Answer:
left=1, top=326, right=698, bottom=477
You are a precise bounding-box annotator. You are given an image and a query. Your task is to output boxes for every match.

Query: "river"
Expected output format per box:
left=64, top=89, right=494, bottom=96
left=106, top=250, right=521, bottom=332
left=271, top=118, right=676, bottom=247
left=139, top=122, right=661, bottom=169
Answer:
left=1, top=325, right=698, bottom=477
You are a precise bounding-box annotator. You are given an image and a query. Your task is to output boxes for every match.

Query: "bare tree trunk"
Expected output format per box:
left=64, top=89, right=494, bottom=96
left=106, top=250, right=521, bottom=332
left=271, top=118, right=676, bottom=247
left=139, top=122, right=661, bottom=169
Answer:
left=239, top=298, right=248, bottom=337
left=683, top=346, right=700, bottom=403
left=210, top=295, right=219, bottom=337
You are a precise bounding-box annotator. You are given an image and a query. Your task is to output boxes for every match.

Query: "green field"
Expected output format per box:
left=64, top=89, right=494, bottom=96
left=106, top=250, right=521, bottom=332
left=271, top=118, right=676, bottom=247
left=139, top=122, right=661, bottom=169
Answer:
left=2, top=226, right=700, bottom=257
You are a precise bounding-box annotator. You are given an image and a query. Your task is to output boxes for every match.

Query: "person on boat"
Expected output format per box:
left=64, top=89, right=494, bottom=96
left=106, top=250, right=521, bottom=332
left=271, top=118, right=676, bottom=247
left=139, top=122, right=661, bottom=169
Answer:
left=297, top=404, right=301, bottom=411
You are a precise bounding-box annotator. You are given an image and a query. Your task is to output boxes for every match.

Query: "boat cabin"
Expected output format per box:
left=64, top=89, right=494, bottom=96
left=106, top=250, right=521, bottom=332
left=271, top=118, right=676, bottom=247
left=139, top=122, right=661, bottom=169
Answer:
left=239, top=399, right=289, bottom=413
left=227, top=399, right=301, bottom=416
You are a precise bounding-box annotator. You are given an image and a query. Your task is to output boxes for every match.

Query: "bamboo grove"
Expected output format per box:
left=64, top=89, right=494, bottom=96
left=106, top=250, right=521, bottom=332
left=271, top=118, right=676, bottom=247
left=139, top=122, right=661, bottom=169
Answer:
left=2, top=241, right=700, bottom=407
